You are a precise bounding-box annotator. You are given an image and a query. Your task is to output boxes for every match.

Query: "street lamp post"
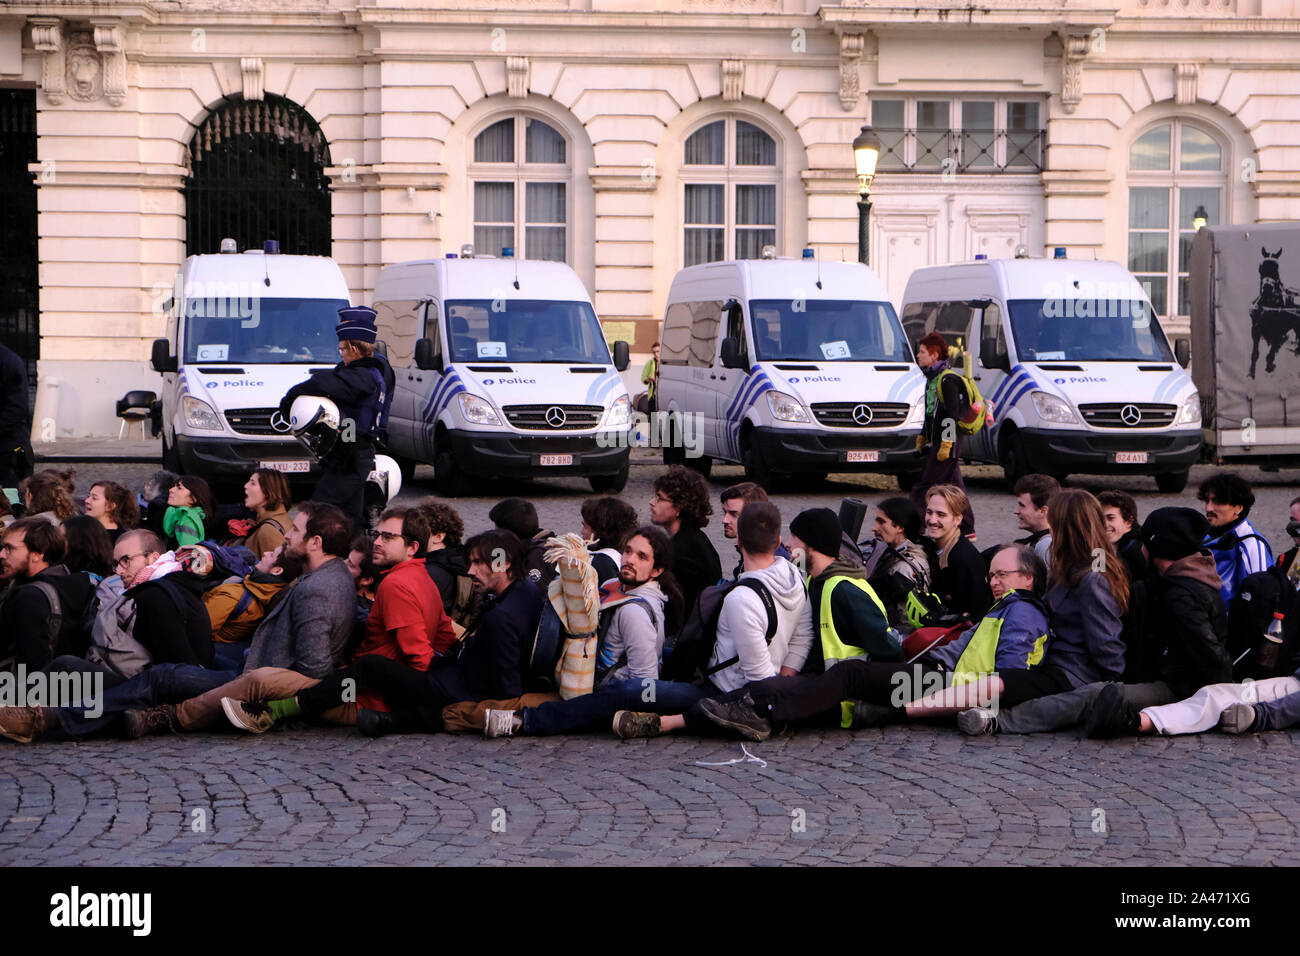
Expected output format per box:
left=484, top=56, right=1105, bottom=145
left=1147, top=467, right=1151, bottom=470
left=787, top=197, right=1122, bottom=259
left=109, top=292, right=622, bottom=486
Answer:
left=852, top=125, right=881, bottom=266
left=1192, top=205, right=1208, bottom=232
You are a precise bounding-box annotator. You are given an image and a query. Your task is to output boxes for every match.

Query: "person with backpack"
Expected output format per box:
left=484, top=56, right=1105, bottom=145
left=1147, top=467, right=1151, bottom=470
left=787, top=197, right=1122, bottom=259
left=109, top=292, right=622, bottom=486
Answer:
left=959, top=507, right=1234, bottom=737
left=689, top=543, right=1049, bottom=741
left=204, top=544, right=302, bottom=650
left=650, top=465, right=722, bottom=614
left=909, top=331, right=975, bottom=538
left=1197, top=473, right=1273, bottom=606
left=415, top=497, right=486, bottom=637
left=0, top=518, right=95, bottom=670
left=489, top=497, right=557, bottom=591
left=486, top=503, right=809, bottom=739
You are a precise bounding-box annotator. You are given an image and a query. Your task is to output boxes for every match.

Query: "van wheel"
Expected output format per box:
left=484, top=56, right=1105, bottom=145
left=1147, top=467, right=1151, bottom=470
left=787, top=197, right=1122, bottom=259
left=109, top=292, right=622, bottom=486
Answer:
left=1155, top=469, right=1189, bottom=494
left=393, top=455, right=417, bottom=484
left=999, top=430, right=1030, bottom=492
left=589, top=464, right=629, bottom=493
left=685, top=455, right=713, bottom=479
left=742, top=436, right=777, bottom=490
left=433, top=448, right=470, bottom=497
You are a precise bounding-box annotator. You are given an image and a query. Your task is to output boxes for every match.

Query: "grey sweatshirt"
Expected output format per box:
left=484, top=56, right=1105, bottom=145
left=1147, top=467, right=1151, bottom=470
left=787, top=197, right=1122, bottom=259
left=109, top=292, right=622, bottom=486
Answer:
left=709, top=557, right=814, bottom=693
left=599, top=579, right=668, bottom=683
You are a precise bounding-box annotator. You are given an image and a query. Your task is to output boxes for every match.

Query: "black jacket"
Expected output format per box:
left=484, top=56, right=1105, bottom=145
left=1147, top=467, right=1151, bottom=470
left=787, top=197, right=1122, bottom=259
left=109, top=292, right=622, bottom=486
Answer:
left=0, top=343, right=30, bottom=443
left=424, top=546, right=468, bottom=610
left=0, top=565, right=94, bottom=669
left=1141, top=553, right=1233, bottom=695
left=523, top=531, right=558, bottom=592
left=279, top=354, right=395, bottom=451
left=931, top=536, right=993, bottom=621
left=427, top=578, right=543, bottom=703
left=129, top=571, right=213, bottom=668
left=672, top=526, right=723, bottom=614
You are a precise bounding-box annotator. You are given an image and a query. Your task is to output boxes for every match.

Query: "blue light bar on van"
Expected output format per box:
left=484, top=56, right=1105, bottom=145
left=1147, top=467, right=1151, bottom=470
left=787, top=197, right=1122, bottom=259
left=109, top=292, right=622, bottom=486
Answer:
left=501, top=247, right=515, bottom=258
left=1054, top=247, right=1067, bottom=259
left=802, top=248, right=814, bottom=258
left=974, top=254, right=987, bottom=260
left=264, top=240, right=280, bottom=255
left=446, top=253, right=458, bottom=258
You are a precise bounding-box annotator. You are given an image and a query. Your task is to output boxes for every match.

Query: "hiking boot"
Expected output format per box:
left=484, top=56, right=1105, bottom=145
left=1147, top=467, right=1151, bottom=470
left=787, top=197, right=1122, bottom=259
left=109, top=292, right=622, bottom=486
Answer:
left=612, top=710, right=661, bottom=739
left=848, top=701, right=901, bottom=729
left=1219, top=702, right=1259, bottom=735
left=957, top=707, right=1000, bottom=736
left=696, top=695, right=771, bottom=742
left=1084, top=684, right=1141, bottom=739
left=0, top=706, right=50, bottom=744
left=356, top=707, right=405, bottom=738
left=483, top=709, right=522, bottom=738
left=221, top=698, right=276, bottom=734
left=122, top=704, right=178, bottom=739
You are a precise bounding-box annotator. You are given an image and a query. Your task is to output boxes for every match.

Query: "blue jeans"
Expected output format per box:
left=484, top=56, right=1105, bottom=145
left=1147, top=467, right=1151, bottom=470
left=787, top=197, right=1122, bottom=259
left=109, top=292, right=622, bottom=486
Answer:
left=52, top=662, right=238, bottom=737
left=1254, top=687, right=1300, bottom=730
left=520, top=678, right=709, bottom=736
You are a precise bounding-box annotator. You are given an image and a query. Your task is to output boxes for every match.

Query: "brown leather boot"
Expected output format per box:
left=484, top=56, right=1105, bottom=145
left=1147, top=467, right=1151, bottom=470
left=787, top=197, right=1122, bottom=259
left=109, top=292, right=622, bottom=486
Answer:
left=0, top=706, right=53, bottom=744
left=121, top=704, right=179, bottom=740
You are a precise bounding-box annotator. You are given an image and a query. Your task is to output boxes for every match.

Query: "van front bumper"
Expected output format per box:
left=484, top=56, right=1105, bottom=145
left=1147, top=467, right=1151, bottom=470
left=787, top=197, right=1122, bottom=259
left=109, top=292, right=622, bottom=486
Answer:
left=174, top=434, right=324, bottom=480
left=752, top=426, right=925, bottom=474
left=446, top=429, right=631, bottom=477
left=1019, top=428, right=1202, bottom=474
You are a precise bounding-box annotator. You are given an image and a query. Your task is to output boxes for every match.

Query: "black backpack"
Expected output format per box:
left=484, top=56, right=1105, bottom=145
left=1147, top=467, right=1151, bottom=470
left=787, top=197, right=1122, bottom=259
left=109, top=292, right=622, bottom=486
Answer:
left=661, top=578, right=777, bottom=685
left=1227, top=565, right=1300, bottom=679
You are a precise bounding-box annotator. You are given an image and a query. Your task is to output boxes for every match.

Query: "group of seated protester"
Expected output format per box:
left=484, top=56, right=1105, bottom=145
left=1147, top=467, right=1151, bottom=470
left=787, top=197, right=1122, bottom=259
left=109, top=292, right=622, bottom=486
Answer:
left=0, top=463, right=1297, bottom=748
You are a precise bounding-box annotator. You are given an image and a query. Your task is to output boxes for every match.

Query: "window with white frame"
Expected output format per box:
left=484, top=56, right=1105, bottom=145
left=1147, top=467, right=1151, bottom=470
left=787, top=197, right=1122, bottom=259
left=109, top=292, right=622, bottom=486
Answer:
left=470, top=115, right=568, bottom=261
left=682, top=117, right=779, bottom=266
left=1127, top=120, right=1226, bottom=320
left=870, top=97, right=1045, bottom=171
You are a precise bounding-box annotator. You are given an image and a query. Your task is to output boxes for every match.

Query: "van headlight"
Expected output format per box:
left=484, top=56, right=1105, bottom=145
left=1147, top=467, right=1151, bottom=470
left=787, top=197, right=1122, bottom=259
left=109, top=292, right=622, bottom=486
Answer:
left=458, top=393, right=502, bottom=426
left=182, top=395, right=223, bottom=431
left=604, top=394, right=630, bottom=429
left=906, top=402, right=925, bottom=425
left=767, top=391, right=811, bottom=423
left=1030, top=390, right=1077, bottom=425
left=1178, top=393, right=1202, bottom=424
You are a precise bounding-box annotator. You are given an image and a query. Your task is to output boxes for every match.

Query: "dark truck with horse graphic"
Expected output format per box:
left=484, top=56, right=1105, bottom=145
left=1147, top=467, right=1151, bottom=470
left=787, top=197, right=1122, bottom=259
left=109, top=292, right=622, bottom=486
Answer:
left=1190, top=222, right=1300, bottom=467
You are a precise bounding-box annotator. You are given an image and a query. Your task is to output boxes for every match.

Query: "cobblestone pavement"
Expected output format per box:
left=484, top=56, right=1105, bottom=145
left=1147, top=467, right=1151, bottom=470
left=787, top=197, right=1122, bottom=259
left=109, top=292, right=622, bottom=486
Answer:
left=13, top=457, right=1300, bottom=866
left=2, top=724, right=1298, bottom=865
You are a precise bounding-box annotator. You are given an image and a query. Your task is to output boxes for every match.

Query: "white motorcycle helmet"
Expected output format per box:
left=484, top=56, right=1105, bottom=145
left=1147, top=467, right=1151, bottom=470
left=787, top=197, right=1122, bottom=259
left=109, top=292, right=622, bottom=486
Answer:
left=367, top=453, right=402, bottom=504
left=287, top=395, right=341, bottom=460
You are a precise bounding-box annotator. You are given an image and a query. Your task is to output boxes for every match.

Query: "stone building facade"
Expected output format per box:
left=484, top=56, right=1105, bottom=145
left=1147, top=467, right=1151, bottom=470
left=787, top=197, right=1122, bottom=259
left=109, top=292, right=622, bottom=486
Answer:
left=0, top=0, right=1297, bottom=438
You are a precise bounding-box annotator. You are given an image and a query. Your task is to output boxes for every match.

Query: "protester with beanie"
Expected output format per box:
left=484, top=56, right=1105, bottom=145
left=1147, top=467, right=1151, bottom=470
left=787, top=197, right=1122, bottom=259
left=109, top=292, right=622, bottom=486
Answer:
left=909, top=331, right=974, bottom=537
left=277, top=306, right=395, bottom=526
left=959, top=506, right=1233, bottom=737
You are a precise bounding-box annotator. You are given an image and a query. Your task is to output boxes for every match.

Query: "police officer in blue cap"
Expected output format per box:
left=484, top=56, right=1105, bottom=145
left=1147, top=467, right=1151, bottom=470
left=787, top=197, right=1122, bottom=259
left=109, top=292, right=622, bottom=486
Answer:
left=277, top=306, right=395, bottom=527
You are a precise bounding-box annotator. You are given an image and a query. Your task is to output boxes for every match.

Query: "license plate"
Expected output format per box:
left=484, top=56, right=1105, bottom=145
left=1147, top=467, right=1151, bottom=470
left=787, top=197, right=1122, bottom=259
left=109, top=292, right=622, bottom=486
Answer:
left=259, top=460, right=311, bottom=473
left=846, top=450, right=880, bottom=463
left=1114, top=451, right=1148, bottom=464
left=539, top=454, right=573, bottom=466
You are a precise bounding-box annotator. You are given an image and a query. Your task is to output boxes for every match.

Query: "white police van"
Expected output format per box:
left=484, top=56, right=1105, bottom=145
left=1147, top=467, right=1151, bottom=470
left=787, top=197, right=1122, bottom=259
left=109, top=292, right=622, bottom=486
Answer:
left=655, top=251, right=924, bottom=485
left=373, top=249, right=632, bottom=495
left=900, top=252, right=1201, bottom=491
left=151, top=240, right=352, bottom=481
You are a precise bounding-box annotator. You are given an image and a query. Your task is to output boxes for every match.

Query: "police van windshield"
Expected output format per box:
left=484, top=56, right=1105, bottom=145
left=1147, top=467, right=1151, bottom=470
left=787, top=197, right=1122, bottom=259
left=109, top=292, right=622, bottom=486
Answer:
left=183, top=297, right=350, bottom=364
left=747, top=299, right=911, bottom=363
left=444, top=299, right=612, bottom=364
left=1008, top=299, right=1174, bottom=362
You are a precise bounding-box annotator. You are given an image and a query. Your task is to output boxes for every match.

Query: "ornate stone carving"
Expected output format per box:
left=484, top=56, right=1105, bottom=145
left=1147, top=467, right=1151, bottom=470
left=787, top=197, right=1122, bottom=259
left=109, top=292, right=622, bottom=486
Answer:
left=1061, top=33, right=1089, bottom=115
left=30, top=17, right=65, bottom=106
left=1175, top=62, right=1199, bottom=105
left=722, top=59, right=744, bottom=102
left=241, top=57, right=265, bottom=101
left=66, top=34, right=102, bottom=104
left=839, top=34, right=865, bottom=112
left=92, top=20, right=126, bottom=106
left=506, top=56, right=529, bottom=99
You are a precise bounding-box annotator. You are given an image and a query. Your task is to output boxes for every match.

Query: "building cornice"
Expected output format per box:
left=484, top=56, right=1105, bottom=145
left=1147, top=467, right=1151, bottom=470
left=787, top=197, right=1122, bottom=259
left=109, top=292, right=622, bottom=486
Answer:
left=820, top=2, right=1117, bottom=31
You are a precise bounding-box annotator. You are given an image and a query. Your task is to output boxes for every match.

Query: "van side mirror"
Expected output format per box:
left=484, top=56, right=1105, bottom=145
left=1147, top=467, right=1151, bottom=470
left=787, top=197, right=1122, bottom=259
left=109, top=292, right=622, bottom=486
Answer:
left=720, top=337, right=744, bottom=370
left=1175, top=338, right=1190, bottom=368
left=414, top=337, right=441, bottom=371
left=151, top=338, right=177, bottom=374
left=979, top=337, right=1010, bottom=373
left=612, top=340, right=630, bottom=372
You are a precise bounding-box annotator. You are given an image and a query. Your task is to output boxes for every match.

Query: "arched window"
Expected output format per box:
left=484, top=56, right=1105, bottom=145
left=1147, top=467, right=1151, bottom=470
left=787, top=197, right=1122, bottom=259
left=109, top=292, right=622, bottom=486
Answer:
left=470, top=114, right=569, bottom=261
left=1127, top=120, right=1227, bottom=321
left=681, top=117, right=779, bottom=266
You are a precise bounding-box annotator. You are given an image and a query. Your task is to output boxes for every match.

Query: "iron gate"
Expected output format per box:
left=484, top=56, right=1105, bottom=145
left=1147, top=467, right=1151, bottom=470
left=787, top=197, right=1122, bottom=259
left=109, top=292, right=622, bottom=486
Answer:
left=0, top=89, right=38, bottom=399
left=184, top=94, right=332, bottom=257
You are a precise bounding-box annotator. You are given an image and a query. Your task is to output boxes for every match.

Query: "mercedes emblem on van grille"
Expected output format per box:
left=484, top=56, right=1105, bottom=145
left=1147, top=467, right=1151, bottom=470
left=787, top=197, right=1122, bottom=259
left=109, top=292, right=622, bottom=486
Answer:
left=1120, top=404, right=1142, bottom=426
left=545, top=406, right=568, bottom=428
left=851, top=404, right=874, bottom=426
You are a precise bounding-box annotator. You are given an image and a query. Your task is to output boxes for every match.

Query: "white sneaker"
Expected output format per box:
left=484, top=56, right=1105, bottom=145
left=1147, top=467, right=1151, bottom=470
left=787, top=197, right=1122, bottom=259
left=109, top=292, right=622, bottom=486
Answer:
left=484, top=708, right=522, bottom=738
left=957, top=707, right=999, bottom=736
